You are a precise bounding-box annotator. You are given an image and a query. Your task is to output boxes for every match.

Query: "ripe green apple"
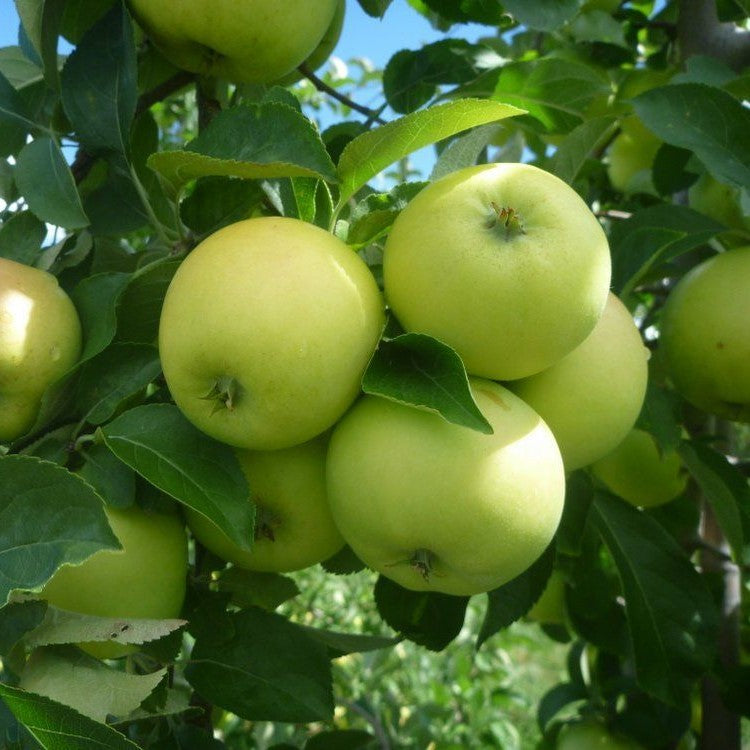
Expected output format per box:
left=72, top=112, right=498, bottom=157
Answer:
left=326, top=378, right=565, bottom=596
left=606, top=116, right=661, bottom=195
left=383, top=162, right=611, bottom=381
left=688, top=173, right=749, bottom=234
left=40, top=504, right=188, bottom=659
left=186, top=436, right=344, bottom=572
left=127, top=0, right=339, bottom=84
left=527, top=571, right=567, bottom=626
left=557, top=720, right=645, bottom=750
left=273, top=0, right=345, bottom=87
left=659, top=247, right=750, bottom=422
left=509, top=293, right=649, bottom=472
left=591, top=428, right=687, bottom=508
left=0, top=258, right=82, bottom=443
left=158, top=217, right=385, bottom=450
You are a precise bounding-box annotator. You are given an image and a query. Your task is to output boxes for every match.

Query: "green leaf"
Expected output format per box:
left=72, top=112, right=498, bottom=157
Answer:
left=502, top=0, right=579, bottom=31
left=320, top=545, right=366, bottom=575
left=0, top=69, right=34, bottom=155
left=15, top=137, right=89, bottom=229
left=216, top=569, right=299, bottom=611
left=373, top=575, right=468, bottom=651
left=476, top=542, right=556, bottom=649
left=0, top=683, right=140, bottom=749
left=356, top=0, right=393, bottom=17
left=568, top=9, right=628, bottom=47
left=492, top=58, right=609, bottom=134
left=101, top=404, right=254, bottom=553
left=180, top=177, right=264, bottom=237
left=678, top=441, right=748, bottom=561
left=15, top=0, right=66, bottom=89
left=417, top=0, right=505, bottom=24
left=633, top=83, right=750, bottom=189
left=77, top=444, right=135, bottom=509
left=609, top=204, right=724, bottom=298
left=362, top=333, right=493, bottom=434
left=186, top=607, right=334, bottom=722
left=555, top=471, right=595, bottom=558
left=548, top=116, right=618, bottom=185
left=261, top=177, right=320, bottom=223
left=299, top=626, right=399, bottom=659
left=0, top=455, right=119, bottom=606
left=430, top=124, right=499, bottom=181
left=74, top=343, right=161, bottom=425
left=0, top=211, right=46, bottom=265
left=0, top=601, right=47, bottom=656
left=591, top=493, right=719, bottom=705
left=635, top=382, right=683, bottom=454
left=59, top=0, right=117, bottom=44
left=305, top=731, right=376, bottom=750
left=19, top=646, right=165, bottom=722
left=336, top=98, right=524, bottom=208
left=60, top=2, right=137, bottom=155
left=148, top=103, right=337, bottom=193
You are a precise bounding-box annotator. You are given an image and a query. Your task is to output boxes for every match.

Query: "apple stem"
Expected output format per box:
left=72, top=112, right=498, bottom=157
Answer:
left=201, top=376, right=241, bottom=413
left=254, top=505, right=279, bottom=543
left=489, top=202, right=525, bottom=238
left=410, top=548, right=435, bottom=581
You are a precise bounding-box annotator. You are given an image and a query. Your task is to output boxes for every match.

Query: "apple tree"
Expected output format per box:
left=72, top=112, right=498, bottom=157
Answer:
left=1, top=0, right=749, bottom=748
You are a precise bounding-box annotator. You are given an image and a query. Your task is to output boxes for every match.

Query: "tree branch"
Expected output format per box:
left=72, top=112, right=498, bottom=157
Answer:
left=678, top=0, right=750, bottom=70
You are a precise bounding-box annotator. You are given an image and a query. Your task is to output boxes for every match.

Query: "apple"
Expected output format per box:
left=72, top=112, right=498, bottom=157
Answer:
left=325, top=378, right=565, bottom=596
left=382, top=162, right=611, bottom=381
left=40, top=504, right=188, bottom=659
left=509, top=293, right=649, bottom=472
left=158, top=216, right=385, bottom=450
left=591, top=428, right=687, bottom=508
left=0, top=258, right=82, bottom=443
left=606, top=116, right=661, bottom=195
left=688, top=173, right=749, bottom=234
left=127, top=0, right=340, bottom=84
left=659, top=247, right=750, bottom=422
left=527, top=571, right=567, bottom=626
left=557, top=720, right=645, bottom=750
left=273, top=0, right=345, bottom=87
left=186, top=436, right=344, bottom=572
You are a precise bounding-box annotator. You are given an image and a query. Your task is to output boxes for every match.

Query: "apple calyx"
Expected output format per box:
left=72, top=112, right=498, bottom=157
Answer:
left=254, top=504, right=280, bottom=543
left=201, top=376, right=241, bottom=414
left=410, top=548, right=436, bottom=581
left=489, top=202, right=525, bottom=239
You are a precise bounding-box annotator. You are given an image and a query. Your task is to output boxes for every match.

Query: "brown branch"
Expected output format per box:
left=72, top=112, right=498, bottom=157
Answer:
left=298, top=63, right=387, bottom=124
left=678, top=0, right=750, bottom=70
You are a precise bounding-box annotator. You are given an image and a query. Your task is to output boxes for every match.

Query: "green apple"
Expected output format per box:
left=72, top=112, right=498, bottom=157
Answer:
left=591, top=428, right=687, bottom=508
left=606, top=116, right=661, bottom=195
left=127, top=0, right=339, bottom=84
left=158, top=216, right=385, bottom=450
left=326, top=378, right=565, bottom=596
left=557, top=720, right=645, bottom=750
left=688, top=173, right=749, bottom=234
left=0, top=258, right=82, bottom=443
left=187, top=436, right=344, bottom=572
left=659, top=247, right=750, bottom=422
left=527, top=571, right=567, bottom=626
left=41, top=504, right=188, bottom=659
left=273, top=0, right=345, bottom=87
left=509, top=293, right=649, bottom=472
left=383, top=162, right=611, bottom=381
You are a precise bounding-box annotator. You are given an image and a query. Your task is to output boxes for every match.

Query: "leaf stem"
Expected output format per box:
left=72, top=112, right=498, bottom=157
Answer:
left=128, top=163, right=176, bottom=247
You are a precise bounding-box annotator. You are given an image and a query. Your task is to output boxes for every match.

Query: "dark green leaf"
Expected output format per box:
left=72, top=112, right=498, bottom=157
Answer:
left=0, top=455, right=119, bottom=605
left=0, top=211, right=45, bottom=264
left=60, top=0, right=117, bottom=44
left=148, top=103, right=337, bottom=193
left=101, top=404, right=254, bottom=552
left=678, top=440, right=748, bottom=561
left=502, top=0, right=579, bottom=31
left=216, top=569, right=299, bottom=611
left=556, top=471, right=594, bottom=558
left=548, top=116, right=618, bottom=185
left=356, top=0, right=393, bottom=17
left=299, top=625, right=399, bottom=659
left=320, top=545, right=366, bottom=575
left=60, top=2, right=137, bottom=155
left=186, top=607, right=334, bottom=722
left=633, top=83, right=750, bottom=189
left=0, top=70, right=34, bottom=155
left=591, top=493, right=719, bottom=705
left=180, top=177, right=263, bottom=237
left=373, top=575, right=468, bottom=651
left=15, top=137, right=89, bottom=229
left=568, top=8, right=628, bottom=46
left=77, top=443, right=135, bottom=509
left=0, top=600, right=47, bottom=656
left=476, top=542, right=556, bottom=649
left=537, top=682, right=587, bottom=731
left=362, top=333, right=493, bottom=434
left=0, top=683, right=140, bottom=749
left=418, top=0, right=505, bottom=24
left=15, top=0, right=66, bottom=89
left=305, top=730, right=376, bottom=749
left=261, top=177, right=319, bottom=223
left=635, top=381, right=683, bottom=453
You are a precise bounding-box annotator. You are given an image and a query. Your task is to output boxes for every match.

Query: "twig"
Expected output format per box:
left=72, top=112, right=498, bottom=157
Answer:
left=299, top=63, right=387, bottom=124
left=342, top=699, right=392, bottom=750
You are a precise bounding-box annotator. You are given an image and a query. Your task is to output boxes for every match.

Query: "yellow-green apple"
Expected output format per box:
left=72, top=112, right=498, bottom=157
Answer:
left=0, top=258, right=82, bottom=443
left=509, top=293, right=649, bottom=471
left=187, top=436, right=344, bottom=572
left=557, top=720, right=645, bottom=750
left=659, top=247, right=750, bottom=422
left=383, top=162, right=611, bottom=381
left=127, top=0, right=339, bottom=84
left=688, top=173, right=749, bottom=234
left=325, top=378, right=565, bottom=596
left=591, top=428, right=687, bottom=508
left=606, top=116, right=661, bottom=194
left=527, top=571, right=567, bottom=625
left=158, top=217, right=385, bottom=450
left=40, top=504, right=188, bottom=658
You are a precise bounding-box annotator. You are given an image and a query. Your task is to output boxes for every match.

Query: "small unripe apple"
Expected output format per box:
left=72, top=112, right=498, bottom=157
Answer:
left=606, top=117, right=661, bottom=195
left=510, top=293, right=649, bottom=472
left=187, top=437, right=344, bottom=572
left=527, top=571, right=567, bottom=626
left=0, top=258, right=82, bottom=442
left=326, top=379, right=565, bottom=596
left=659, top=247, right=750, bottom=422
left=591, top=428, right=688, bottom=508
left=557, top=720, right=645, bottom=750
